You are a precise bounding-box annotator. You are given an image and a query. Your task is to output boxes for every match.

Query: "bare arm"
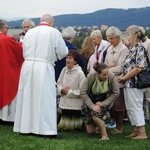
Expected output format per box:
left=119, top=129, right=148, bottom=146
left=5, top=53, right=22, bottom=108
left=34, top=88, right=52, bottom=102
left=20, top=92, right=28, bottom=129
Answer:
left=118, top=67, right=143, bottom=84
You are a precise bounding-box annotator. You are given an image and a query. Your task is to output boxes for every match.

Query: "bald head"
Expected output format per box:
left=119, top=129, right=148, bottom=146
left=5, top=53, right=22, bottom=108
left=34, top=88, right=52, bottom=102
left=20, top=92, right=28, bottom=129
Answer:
left=40, top=14, right=54, bottom=26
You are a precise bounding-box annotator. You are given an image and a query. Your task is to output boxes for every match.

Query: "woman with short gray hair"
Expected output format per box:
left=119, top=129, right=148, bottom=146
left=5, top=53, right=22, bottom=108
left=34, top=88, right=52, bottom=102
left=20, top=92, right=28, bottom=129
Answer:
left=87, top=30, right=110, bottom=74
left=61, top=26, right=76, bottom=43
left=55, top=26, right=78, bottom=81
left=106, top=26, right=122, bottom=38
left=118, top=25, right=148, bottom=140
left=105, top=26, right=129, bottom=134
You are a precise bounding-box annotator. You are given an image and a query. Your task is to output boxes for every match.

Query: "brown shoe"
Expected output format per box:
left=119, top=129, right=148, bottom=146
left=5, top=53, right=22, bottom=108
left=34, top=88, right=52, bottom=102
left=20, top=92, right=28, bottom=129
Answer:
left=131, top=135, right=147, bottom=140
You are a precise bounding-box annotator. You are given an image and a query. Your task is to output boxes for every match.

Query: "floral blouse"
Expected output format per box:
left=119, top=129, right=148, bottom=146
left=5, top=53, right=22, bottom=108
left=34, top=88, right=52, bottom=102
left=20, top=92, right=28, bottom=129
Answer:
left=122, top=43, right=148, bottom=88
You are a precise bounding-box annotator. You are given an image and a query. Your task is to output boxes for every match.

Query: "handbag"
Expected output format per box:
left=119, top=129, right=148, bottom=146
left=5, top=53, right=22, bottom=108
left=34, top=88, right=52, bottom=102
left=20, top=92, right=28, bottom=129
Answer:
left=136, top=68, right=150, bottom=89
left=136, top=47, right=150, bottom=89
left=89, top=93, right=107, bottom=103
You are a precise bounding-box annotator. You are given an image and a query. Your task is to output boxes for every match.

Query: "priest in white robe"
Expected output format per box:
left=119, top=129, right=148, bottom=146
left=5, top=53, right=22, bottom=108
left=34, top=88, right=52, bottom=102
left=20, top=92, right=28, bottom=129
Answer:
left=13, top=14, right=68, bottom=136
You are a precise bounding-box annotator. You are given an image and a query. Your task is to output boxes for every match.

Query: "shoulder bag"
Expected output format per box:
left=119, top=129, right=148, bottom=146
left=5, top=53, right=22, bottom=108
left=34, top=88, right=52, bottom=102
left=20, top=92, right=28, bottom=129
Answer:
left=136, top=47, right=150, bottom=89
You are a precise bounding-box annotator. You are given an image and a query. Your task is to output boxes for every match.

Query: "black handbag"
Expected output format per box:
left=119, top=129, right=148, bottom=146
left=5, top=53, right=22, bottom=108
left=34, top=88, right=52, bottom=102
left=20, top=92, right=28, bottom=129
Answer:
left=89, top=93, right=107, bottom=104
left=136, top=47, right=150, bottom=89
left=136, top=69, right=150, bottom=89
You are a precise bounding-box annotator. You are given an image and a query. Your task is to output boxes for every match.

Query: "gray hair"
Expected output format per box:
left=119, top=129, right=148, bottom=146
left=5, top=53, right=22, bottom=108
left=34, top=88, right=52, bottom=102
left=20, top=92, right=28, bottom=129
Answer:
left=61, top=26, right=76, bottom=39
left=138, top=26, right=147, bottom=42
left=127, top=25, right=146, bottom=41
left=0, top=19, right=7, bottom=29
left=127, top=25, right=141, bottom=38
left=40, top=14, right=54, bottom=24
left=90, top=30, right=102, bottom=38
left=138, top=26, right=145, bottom=36
left=106, top=26, right=122, bottom=38
left=22, top=18, right=35, bottom=28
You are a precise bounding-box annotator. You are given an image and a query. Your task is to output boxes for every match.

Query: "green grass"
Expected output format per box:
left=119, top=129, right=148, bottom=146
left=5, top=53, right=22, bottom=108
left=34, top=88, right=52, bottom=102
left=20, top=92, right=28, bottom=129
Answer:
left=0, top=121, right=150, bottom=150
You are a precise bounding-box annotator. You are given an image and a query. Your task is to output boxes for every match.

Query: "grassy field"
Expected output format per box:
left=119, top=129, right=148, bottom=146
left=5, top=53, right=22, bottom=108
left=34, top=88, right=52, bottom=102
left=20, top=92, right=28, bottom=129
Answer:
left=0, top=120, right=150, bottom=150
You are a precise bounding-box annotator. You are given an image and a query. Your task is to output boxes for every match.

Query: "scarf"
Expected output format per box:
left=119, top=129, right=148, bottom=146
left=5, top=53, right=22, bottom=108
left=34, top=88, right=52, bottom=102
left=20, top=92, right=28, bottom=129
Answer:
left=91, top=75, right=108, bottom=95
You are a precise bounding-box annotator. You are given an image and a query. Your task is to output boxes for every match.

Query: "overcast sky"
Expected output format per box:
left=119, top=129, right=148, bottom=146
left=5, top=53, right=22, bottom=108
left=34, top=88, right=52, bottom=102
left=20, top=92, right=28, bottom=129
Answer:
left=0, top=0, right=150, bottom=21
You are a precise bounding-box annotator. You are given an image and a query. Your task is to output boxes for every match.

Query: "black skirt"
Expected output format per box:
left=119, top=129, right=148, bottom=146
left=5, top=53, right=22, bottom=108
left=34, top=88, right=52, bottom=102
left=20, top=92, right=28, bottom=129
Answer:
left=58, top=109, right=83, bottom=130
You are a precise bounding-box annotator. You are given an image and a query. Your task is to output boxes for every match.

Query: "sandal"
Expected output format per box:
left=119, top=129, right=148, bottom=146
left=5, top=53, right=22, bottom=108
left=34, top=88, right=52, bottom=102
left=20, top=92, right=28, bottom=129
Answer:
left=125, top=132, right=137, bottom=138
left=131, top=135, right=147, bottom=140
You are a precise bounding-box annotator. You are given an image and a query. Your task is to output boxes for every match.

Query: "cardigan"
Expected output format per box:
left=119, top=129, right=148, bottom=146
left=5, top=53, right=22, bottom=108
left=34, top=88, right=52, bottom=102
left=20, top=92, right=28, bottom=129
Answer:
left=80, top=71, right=120, bottom=110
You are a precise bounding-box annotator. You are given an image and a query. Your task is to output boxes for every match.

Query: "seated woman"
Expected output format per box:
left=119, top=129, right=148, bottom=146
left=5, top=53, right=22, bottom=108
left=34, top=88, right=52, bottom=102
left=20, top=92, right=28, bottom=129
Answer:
left=81, top=62, right=120, bottom=140
left=57, top=50, right=86, bottom=130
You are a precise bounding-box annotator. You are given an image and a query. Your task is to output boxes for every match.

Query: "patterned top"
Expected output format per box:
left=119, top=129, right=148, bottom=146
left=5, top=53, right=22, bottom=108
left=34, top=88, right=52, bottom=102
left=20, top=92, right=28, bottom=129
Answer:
left=122, top=43, right=148, bottom=88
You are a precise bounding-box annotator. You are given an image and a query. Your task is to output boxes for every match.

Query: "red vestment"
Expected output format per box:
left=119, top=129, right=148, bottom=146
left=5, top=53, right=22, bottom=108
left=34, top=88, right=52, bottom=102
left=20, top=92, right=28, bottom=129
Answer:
left=0, top=33, right=24, bottom=109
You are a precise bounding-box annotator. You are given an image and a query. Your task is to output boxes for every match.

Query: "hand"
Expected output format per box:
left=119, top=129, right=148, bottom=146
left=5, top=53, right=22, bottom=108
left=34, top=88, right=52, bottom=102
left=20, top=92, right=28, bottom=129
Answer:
left=109, top=63, right=116, bottom=68
left=96, top=101, right=102, bottom=107
left=92, top=104, right=100, bottom=112
left=61, top=86, right=70, bottom=95
left=117, top=76, right=126, bottom=84
left=61, top=89, right=67, bottom=95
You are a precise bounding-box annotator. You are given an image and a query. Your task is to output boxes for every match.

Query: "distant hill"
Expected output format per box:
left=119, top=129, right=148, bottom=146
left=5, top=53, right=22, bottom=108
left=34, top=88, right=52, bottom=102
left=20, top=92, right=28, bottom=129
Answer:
left=8, top=7, right=150, bottom=29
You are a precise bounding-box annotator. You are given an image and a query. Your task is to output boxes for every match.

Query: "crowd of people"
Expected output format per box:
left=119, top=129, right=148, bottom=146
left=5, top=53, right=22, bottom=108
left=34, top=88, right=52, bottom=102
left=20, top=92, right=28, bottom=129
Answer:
left=0, top=13, right=150, bottom=141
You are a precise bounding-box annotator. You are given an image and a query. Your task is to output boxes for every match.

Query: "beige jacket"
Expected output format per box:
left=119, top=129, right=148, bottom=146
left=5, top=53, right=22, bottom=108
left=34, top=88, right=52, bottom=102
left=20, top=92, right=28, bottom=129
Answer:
left=57, top=64, right=86, bottom=110
left=105, top=41, right=129, bottom=75
left=80, top=72, right=120, bottom=110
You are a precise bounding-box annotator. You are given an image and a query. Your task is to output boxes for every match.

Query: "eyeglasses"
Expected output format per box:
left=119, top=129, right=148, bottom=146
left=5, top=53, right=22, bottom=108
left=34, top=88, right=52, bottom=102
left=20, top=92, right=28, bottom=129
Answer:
left=4, top=26, right=9, bottom=29
left=23, top=26, right=29, bottom=28
left=107, top=36, right=118, bottom=41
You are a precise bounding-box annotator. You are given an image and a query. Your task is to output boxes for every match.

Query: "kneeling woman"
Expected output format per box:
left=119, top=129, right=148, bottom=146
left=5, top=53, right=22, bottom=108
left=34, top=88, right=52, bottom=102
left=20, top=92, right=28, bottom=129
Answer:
left=57, top=50, right=86, bottom=130
left=81, top=62, right=119, bottom=140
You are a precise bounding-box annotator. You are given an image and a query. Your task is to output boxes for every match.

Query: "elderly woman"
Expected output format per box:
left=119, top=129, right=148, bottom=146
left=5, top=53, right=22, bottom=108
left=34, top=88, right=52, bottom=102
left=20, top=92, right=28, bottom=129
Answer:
left=87, top=30, right=110, bottom=74
left=118, top=25, right=148, bottom=140
left=105, top=26, right=129, bottom=133
left=55, top=27, right=82, bottom=81
left=57, top=51, right=86, bottom=130
left=61, top=26, right=77, bottom=48
left=81, top=62, right=119, bottom=140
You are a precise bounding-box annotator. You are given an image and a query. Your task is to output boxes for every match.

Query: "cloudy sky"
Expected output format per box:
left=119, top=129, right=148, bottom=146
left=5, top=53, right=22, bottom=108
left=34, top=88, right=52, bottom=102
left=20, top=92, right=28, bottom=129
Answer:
left=0, top=0, right=150, bottom=21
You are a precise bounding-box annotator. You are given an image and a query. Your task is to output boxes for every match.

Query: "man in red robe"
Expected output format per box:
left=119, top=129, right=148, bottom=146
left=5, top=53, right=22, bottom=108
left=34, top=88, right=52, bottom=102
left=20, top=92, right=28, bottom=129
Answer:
left=0, top=19, right=24, bottom=121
